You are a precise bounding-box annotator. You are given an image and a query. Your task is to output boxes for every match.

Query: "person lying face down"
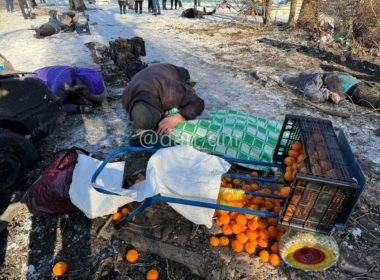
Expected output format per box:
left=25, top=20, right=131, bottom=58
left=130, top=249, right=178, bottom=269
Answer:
left=121, top=63, right=205, bottom=135
left=30, top=65, right=106, bottom=114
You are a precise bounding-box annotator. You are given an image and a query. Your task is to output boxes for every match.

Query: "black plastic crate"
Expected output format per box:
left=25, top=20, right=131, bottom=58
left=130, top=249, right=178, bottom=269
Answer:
left=273, top=115, right=365, bottom=234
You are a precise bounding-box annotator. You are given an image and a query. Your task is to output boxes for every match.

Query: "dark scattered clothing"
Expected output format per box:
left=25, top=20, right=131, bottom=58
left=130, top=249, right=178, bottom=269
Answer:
left=122, top=63, right=204, bottom=121
left=181, top=7, right=215, bottom=18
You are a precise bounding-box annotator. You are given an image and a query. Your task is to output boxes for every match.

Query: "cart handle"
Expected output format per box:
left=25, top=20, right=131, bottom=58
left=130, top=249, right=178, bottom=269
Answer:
left=91, top=146, right=285, bottom=193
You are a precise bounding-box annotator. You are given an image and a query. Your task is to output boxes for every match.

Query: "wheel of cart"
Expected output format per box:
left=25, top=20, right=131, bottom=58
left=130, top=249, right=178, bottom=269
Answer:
left=91, top=115, right=365, bottom=271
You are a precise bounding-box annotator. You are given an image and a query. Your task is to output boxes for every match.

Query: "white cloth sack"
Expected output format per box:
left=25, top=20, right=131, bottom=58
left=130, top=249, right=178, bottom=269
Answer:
left=70, top=145, right=230, bottom=227
left=69, top=154, right=132, bottom=219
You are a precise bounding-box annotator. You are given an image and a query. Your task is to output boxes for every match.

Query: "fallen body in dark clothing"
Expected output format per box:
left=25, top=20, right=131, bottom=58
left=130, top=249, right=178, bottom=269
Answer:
left=32, top=10, right=75, bottom=39
left=181, top=7, right=216, bottom=18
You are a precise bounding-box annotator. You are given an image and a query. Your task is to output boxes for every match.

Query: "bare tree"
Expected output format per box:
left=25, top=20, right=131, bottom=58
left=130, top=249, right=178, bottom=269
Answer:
left=298, top=0, right=320, bottom=29
left=287, top=0, right=298, bottom=28
left=262, top=0, right=273, bottom=25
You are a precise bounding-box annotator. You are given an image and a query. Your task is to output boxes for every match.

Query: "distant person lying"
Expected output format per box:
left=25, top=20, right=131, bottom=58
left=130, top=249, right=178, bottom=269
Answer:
left=282, top=70, right=380, bottom=108
left=32, top=10, right=75, bottom=39
left=30, top=65, right=106, bottom=114
left=181, top=7, right=216, bottom=18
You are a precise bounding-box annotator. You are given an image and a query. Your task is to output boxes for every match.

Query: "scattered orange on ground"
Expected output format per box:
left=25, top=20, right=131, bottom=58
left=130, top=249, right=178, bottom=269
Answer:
left=112, top=212, right=122, bottom=222
left=270, top=242, right=279, bottom=253
left=209, top=236, right=220, bottom=247
left=259, top=250, right=270, bottom=263
left=219, top=236, right=230, bottom=246
left=126, top=249, right=139, bottom=263
left=244, top=241, right=256, bottom=254
left=146, top=269, right=159, bottom=280
left=52, top=261, right=68, bottom=277
left=269, top=253, right=281, bottom=266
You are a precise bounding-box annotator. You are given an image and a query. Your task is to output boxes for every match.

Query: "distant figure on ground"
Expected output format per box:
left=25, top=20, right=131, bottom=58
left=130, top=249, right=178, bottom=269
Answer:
left=30, top=66, right=107, bottom=114
left=181, top=7, right=216, bottom=18
left=134, top=0, right=143, bottom=13
left=5, top=0, right=14, bottom=12
left=283, top=70, right=380, bottom=108
left=32, top=10, right=75, bottom=38
left=121, top=63, right=204, bottom=142
left=118, top=0, right=127, bottom=14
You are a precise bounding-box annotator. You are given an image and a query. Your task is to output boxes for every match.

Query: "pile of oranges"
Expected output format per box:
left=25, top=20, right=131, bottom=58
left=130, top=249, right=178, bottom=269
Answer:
left=211, top=172, right=290, bottom=267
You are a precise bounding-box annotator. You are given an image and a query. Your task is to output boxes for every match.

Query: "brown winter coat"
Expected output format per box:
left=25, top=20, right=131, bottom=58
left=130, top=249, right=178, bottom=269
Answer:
left=121, top=64, right=205, bottom=120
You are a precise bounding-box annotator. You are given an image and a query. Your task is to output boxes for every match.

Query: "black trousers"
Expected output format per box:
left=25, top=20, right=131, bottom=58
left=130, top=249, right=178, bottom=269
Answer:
left=135, top=1, right=142, bottom=13
left=170, top=0, right=181, bottom=9
left=119, top=1, right=127, bottom=13
left=148, top=0, right=153, bottom=12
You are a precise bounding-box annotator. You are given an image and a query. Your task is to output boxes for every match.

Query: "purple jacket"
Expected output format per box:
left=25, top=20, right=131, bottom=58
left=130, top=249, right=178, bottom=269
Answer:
left=31, top=66, right=104, bottom=98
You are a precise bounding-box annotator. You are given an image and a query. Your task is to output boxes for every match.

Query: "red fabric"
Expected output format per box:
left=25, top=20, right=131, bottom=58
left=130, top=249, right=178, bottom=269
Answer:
left=24, top=149, right=81, bottom=215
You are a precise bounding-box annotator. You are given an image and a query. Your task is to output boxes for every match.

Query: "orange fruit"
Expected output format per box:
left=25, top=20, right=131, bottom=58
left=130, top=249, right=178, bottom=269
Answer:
left=264, top=201, right=274, bottom=210
left=291, top=142, right=302, bottom=151
left=219, top=236, right=230, bottom=246
left=121, top=208, right=130, bottom=216
left=236, top=233, right=248, bottom=244
left=126, top=249, right=139, bottom=263
left=279, top=186, right=291, bottom=197
left=224, top=176, right=232, bottom=182
left=300, top=166, right=307, bottom=173
left=231, top=224, right=241, bottom=234
left=112, top=212, right=122, bottom=222
left=257, top=220, right=268, bottom=230
left=245, top=230, right=258, bottom=241
left=267, top=226, right=278, bottom=238
left=252, top=197, right=263, bottom=204
left=249, top=204, right=259, bottom=210
left=297, top=154, right=306, bottom=163
left=288, top=149, right=299, bottom=158
left=291, top=162, right=298, bottom=171
left=267, top=217, right=277, bottom=226
left=269, top=253, right=281, bottom=267
left=258, top=229, right=269, bottom=240
left=244, top=241, right=256, bottom=254
left=146, top=269, right=159, bottom=280
left=247, top=220, right=259, bottom=231
left=232, top=178, right=240, bottom=186
left=215, top=219, right=223, bottom=227
left=222, top=225, right=233, bottom=236
left=284, top=157, right=295, bottom=166
left=226, top=183, right=233, bottom=189
left=222, top=192, right=233, bottom=202
left=240, top=225, right=248, bottom=232
left=229, top=212, right=238, bottom=219
left=219, top=214, right=231, bottom=225
left=52, top=261, right=68, bottom=277
left=233, top=202, right=244, bottom=208
left=242, top=184, right=252, bottom=191
left=270, top=242, right=279, bottom=253
left=209, top=236, right=220, bottom=247
left=259, top=250, right=270, bottom=263
left=231, top=240, right=243, bottom=253
left=251, top=184, right=259, bottom=191
left=257, top=238, right=269, bottom=248
left=284, top=171, right=293, bottom=182
left=235, top=214, right=247, bottom=226
left=250, top=171, right=259, bottom=177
